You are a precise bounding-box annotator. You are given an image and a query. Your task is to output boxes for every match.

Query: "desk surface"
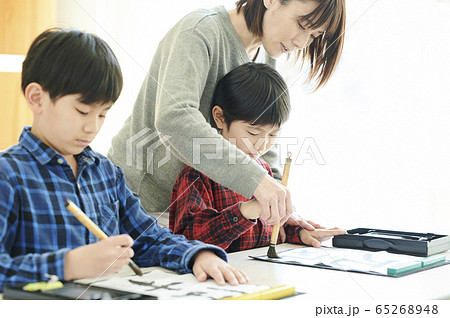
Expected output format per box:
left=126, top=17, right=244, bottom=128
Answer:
left=2, top=244, right=449, bottom=300
left=226, top=244, right=450, bottom=300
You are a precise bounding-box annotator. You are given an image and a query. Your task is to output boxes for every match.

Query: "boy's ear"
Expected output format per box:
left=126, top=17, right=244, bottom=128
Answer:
left=25, top=82, right=46, bottom=114
left=212, top=105, right=226, bottom=129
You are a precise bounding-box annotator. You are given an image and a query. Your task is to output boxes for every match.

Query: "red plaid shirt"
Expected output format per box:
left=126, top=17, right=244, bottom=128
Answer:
left=169, top=158, right=302, bottom=253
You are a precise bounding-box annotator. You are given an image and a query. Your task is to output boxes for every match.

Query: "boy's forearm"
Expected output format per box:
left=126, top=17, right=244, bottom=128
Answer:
left=132, top=223, right=227, bottom=274
left=0, top=249, right=69, bottom=291
left=176, top=200, right=257, bottom=251
left=115, top=168, right=223, bottom=272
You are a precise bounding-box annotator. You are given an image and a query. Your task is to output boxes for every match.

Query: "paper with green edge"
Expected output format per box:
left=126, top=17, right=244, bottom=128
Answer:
left=387, top=261, right=422, bottom=275
left=421, top=254, right=446, bottom=267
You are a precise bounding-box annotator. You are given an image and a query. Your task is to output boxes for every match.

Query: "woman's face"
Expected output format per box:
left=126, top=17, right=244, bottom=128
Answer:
left=261, top=0, right=326, bottom=58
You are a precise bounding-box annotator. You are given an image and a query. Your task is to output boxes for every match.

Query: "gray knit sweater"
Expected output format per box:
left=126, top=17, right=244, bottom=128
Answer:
left=108, top=6, right=281, bottom=226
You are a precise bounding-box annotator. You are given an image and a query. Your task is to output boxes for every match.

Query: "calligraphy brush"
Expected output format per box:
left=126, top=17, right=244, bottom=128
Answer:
left=64, top=198, right=143, bottom=276
left=267, top=155, right=292, bottom=258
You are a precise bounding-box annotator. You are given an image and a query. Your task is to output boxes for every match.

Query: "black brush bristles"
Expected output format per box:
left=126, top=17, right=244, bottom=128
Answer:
left=267, top=244, right=280, bottom=258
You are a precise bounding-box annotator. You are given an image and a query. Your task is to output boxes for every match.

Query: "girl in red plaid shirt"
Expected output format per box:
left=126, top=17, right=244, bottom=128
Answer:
left=169, top=63, right=345, bottom=252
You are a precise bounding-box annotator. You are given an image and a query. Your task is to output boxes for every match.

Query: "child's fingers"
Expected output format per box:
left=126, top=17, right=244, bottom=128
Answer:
left=220, top=266, right=239, bottom=286
left=220, top=264, right=249, bottom=285
left=112, top=258, right=131, bottom=270
left=298, top=219, right=316, bottom=231
left=300, top=230, right=321, bottom=248
left=284, top=215, right=316, bottom=230
left=233, top=269, right=249, bottom=284
left=194, top=270, right=208, bottom=283
left=314, top=228, right=347, bottom=238
left=107, top=234, right=134, bottom=247
left=310, top=237, right=321, bottom=248
left=310, top=221, right=325, bottom=229
left=205, top=266, right=226, bottom=286
left=118, top=246, right=134, bottom=259
left=330, top=227, right=347, bottom=233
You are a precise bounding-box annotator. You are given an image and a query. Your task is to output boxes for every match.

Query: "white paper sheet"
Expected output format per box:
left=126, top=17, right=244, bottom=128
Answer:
left=90, top=269, right=270, bottom=299
left=253, top=247, right=425, bottom=275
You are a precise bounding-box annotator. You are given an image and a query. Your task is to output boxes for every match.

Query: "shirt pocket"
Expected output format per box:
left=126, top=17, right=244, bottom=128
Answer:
left=98, top=200, right=120, bottom=237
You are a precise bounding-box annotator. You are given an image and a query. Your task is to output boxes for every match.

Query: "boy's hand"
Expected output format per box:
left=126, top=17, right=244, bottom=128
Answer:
left=299, top=227, right=347, bottom=248
left=65, top=234, right=135, bottom=280
left=279, top=213, right=325, bottom=242
left=239, top=199, right=262, bottom=220
left=192, top=250, right=248, bottom=286
left=282, top=214, right=325, bottom=230
left=253, top=174, right=292, bottom=225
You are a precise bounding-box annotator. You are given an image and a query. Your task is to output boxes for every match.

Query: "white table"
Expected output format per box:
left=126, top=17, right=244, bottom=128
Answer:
left=2, top=244, right=448, bottom=300
left=226, top=244, right=450, bottom=300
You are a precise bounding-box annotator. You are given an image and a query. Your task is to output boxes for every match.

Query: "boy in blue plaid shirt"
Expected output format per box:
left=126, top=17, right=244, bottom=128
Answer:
left=0, top=28, right=247, bottom=291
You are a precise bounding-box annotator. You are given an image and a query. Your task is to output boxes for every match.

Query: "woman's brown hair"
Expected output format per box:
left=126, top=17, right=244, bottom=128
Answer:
left=236, top=0, right=346, bottom=90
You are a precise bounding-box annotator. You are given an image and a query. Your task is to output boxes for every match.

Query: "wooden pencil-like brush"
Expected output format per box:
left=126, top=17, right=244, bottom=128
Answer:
left=64, top=198, right=143, bottom=276
left=267, top=156, right=292, bottom=258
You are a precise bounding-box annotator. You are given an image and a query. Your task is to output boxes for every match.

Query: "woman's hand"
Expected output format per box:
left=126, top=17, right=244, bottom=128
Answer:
left=253, top=174, right=292, bottom=225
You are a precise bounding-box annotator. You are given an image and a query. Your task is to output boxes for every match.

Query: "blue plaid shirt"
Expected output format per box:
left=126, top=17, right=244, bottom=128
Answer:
left=0, top=127, right=226, bottom=291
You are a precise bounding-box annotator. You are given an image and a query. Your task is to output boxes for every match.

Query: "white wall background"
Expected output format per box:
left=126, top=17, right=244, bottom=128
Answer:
left=55, top=0, right=450, bottom=234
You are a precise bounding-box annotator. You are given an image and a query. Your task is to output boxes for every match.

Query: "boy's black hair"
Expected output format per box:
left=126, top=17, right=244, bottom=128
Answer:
left=21, top=28, right=123, bottom=105
left=211, top=62, right=290, bottom=129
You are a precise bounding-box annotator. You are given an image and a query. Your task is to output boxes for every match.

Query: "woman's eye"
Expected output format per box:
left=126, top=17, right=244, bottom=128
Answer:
left=77, top=109, right=88, bottom=115
left=298, top=21, right=306, bottom=30
left=247, top=131, right=258, bottom=136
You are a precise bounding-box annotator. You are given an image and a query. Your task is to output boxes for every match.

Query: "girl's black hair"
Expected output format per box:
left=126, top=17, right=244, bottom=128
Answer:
left=212, top=62, right=290, bottom=129
left=22, top=28, right=123, bottom=104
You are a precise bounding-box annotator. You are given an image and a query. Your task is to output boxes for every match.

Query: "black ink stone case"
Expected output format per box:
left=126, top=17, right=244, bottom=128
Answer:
left=332, top=228, right=450, bottom=257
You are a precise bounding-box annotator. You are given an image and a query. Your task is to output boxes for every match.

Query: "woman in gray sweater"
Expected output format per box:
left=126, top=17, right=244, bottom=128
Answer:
left=108, top=0, right=346, bottom=227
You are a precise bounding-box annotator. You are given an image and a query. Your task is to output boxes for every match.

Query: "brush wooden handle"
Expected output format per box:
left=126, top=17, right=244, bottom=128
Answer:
left=65, top=199, right=109, bottom=240
left=270, top=158, right=292, bottom=244
left=64, top=199, right=143, bottom=276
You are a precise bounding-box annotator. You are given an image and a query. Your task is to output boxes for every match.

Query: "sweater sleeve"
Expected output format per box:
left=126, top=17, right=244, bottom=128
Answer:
left=153, top=26, right=267, bottom=199
left=170, top=168, right=257, bottom=251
